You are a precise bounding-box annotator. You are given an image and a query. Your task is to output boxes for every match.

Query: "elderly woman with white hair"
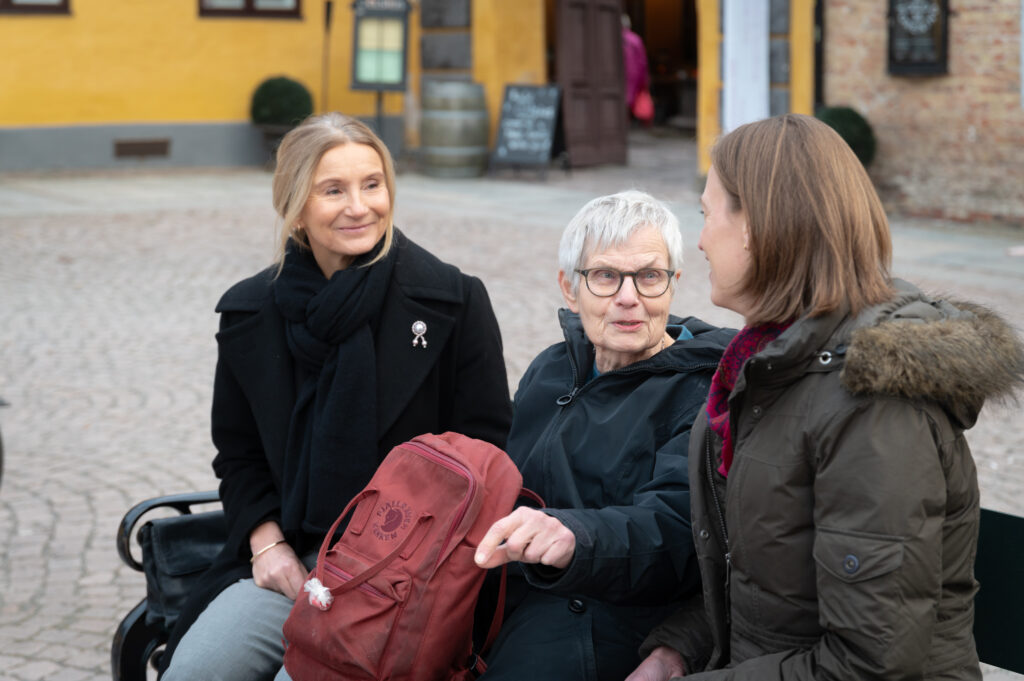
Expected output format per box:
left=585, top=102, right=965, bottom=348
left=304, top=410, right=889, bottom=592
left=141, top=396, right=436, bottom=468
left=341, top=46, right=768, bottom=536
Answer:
left=473, top=190, right=735, bottom=681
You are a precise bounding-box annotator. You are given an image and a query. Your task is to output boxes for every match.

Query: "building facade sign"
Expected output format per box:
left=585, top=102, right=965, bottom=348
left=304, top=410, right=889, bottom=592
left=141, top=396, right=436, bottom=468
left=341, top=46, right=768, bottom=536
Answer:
left=351, top=0, right=410, bottom=91
left=887, top=0, right=949, bottom=75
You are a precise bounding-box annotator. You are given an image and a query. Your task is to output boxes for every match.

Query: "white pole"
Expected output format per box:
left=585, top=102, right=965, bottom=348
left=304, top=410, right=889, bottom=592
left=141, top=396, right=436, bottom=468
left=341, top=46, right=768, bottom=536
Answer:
left=722, top=0, right=771, bottom=132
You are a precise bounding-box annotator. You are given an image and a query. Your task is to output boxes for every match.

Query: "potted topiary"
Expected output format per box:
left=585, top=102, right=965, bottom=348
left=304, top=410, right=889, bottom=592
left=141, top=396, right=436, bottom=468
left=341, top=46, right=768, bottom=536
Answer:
left=815, top=105, right=876, bottom=168
left=251, top=76, right=314, bottom=156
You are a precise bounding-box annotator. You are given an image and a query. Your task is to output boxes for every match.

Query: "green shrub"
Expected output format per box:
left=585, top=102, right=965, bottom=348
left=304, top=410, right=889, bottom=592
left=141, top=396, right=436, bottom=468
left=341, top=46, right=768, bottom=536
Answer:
left=250, top=76, right=313, bottom=127
left=815, top=105, right=876, bottom=168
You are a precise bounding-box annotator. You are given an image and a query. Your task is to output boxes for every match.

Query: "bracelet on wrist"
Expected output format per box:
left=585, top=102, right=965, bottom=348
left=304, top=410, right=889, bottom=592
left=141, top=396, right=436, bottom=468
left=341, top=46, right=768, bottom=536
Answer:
left=250, top=539, right=286, bottom=564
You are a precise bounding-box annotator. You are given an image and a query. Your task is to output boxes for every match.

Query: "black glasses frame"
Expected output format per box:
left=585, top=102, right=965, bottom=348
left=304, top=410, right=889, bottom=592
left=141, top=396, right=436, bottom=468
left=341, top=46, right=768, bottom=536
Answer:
left=575, top=268, right=675, bottom=298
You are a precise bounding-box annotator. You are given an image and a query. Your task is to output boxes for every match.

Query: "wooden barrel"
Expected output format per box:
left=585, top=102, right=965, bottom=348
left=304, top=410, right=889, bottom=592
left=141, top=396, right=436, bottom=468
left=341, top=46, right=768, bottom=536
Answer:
left=420, top=80, right=489, bottom=178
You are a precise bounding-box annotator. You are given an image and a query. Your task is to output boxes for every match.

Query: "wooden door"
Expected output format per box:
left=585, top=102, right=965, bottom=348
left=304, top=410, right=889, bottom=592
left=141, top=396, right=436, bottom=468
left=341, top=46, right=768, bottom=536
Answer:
left=556, top=0, right=627, bottom=167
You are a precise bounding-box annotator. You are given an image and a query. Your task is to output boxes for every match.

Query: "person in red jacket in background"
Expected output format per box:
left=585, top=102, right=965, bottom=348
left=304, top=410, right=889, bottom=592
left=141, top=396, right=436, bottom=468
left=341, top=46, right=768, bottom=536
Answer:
left=622, top=14, right=652, bottom=124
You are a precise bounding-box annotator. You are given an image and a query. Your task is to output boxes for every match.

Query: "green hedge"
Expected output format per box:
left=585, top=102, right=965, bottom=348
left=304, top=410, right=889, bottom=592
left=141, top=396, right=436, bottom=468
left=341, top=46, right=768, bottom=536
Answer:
left=815, top=105, right=876, bottom=168
left=250, top=76, right=313, bottom=127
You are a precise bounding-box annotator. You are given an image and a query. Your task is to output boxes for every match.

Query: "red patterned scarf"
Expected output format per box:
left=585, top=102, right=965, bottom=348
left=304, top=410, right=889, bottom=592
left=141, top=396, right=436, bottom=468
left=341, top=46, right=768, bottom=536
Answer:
left=706, top=322, right=792, bottom=476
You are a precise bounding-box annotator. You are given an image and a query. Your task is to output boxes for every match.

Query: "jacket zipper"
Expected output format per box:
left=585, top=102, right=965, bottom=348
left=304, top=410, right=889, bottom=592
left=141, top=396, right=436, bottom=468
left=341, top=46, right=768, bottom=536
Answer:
left=556, top=340, right=584, bottom=405
left=322, top=561, right=390, bottom=599
left=704, top=430, right=731, bottom=626
left=401, top=441, right=475, bottom=568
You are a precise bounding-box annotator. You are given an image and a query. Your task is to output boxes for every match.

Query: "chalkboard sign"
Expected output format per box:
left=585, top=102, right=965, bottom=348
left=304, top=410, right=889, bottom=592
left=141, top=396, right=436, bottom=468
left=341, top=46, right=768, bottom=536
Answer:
left=491, top=85, right=561, bottom=168
left=887, top=0, right=948, bottom=76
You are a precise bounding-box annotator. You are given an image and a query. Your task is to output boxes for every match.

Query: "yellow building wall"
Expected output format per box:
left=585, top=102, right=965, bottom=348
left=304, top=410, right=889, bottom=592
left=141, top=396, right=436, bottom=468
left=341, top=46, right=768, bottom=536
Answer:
left=789, top=0, right=815, bottom=115
left=0, top=0, right=417, bottom=126
left=471, top=0, right=546, bottom=145
left=696, top=0, right=722, bottom=176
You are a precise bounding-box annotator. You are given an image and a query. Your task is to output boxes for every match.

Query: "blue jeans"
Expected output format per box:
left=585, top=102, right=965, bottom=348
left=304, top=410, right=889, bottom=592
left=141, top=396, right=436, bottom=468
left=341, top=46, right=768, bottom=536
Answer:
left=163, top=554, right=315, bottom=681
left=161, top=579, right=294, bottom=681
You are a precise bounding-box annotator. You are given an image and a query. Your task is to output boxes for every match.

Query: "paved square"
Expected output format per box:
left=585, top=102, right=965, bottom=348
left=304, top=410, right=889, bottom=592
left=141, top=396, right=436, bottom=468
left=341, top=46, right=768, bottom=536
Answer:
left=1, top=132, right=1022, bottom=680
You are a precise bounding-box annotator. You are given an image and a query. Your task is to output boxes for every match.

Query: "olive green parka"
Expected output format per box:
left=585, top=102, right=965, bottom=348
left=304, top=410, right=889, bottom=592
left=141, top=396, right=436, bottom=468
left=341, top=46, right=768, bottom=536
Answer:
left=643, top=280, right=1024, bottom=680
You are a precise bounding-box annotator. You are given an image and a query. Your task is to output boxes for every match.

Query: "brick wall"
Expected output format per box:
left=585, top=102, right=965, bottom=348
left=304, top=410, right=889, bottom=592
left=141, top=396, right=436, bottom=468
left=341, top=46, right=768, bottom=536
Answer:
left=823, top=1, right=1024, bottom=225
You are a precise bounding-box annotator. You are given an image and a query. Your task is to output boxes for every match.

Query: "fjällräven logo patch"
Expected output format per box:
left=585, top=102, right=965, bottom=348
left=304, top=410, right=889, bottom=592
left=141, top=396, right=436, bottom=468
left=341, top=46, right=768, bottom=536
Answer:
left=373, top=500, right=413, bottom=540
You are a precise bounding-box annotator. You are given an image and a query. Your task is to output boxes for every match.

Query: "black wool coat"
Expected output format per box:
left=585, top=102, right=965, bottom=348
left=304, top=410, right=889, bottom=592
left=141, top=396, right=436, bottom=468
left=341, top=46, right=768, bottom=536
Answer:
left=162, top=232, right=513, bottom=668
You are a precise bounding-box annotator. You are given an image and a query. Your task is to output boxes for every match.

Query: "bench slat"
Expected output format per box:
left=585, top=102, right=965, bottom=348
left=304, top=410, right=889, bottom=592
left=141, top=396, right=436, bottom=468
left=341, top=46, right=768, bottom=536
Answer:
left=974, top=507, right=1024, bottom=673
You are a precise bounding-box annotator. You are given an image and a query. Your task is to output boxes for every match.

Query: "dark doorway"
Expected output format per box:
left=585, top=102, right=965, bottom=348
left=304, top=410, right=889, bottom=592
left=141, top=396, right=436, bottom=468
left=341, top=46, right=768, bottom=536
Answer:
left=623, top=0, right=698, bottom=128
left=545, top=0, right=697, bottom=167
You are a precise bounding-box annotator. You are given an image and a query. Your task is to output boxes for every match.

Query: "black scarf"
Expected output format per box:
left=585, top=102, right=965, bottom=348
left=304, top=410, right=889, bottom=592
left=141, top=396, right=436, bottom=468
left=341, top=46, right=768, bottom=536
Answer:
left=273, top=237, right=396, bottom=538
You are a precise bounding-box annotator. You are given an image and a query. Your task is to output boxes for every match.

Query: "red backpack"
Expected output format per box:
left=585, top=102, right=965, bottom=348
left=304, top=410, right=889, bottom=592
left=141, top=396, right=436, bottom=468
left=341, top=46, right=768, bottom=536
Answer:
left=281, top=431, right=535, bottom=681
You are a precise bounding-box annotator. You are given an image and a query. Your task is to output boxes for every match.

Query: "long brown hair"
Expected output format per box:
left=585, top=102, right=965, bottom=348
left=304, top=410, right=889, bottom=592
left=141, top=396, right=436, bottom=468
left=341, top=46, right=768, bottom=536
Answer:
left=272, top=112, right=397, bottom=271
left=711, top=113, right=894, bottom=324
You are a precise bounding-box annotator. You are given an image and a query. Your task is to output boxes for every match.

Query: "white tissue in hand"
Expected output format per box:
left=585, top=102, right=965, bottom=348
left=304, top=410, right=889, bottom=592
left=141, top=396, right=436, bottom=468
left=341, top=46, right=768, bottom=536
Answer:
left=304, top=577, right=333, bottom=611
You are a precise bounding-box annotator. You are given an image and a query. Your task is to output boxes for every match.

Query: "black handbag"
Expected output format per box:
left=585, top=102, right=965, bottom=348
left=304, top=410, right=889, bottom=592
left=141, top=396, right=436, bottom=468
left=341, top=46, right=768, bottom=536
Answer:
left=138, top=509, right=228, bottom=631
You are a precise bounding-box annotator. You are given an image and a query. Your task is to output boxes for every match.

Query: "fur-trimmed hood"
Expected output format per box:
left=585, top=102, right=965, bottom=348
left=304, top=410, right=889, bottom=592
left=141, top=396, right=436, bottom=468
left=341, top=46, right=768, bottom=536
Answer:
left=840, top=280, right=1024, bottom=428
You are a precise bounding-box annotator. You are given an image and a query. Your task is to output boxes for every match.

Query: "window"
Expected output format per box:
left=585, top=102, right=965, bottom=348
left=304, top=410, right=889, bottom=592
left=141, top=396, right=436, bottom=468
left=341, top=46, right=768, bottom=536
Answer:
left=200, top=0, right=300, bottom=18
left=0, top=0, right=70, bottom=14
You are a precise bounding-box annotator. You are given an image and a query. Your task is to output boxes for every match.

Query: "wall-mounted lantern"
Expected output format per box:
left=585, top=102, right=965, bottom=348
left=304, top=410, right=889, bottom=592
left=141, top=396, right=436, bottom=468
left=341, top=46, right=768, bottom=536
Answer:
left=351, top=0, right=411, bottom=92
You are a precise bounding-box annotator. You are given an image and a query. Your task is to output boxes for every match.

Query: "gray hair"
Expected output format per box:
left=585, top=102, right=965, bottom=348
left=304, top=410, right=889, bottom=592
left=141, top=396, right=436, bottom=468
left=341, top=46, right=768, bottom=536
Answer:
left=558, top=190, right=684, bottom=295
left=272, top=112, right=396, bottom=271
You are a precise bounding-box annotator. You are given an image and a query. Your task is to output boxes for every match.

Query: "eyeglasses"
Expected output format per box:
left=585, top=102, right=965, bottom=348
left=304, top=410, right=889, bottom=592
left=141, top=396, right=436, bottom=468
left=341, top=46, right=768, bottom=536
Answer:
left=575, top=268, right=675, bottom=298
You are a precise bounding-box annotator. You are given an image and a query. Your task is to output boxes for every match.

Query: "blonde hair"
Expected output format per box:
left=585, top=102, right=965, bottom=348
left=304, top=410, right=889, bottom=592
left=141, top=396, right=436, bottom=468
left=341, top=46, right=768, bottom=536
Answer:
left=272, top=112, right=397, bottom=271
left=711, top=113, right=894, bottom=324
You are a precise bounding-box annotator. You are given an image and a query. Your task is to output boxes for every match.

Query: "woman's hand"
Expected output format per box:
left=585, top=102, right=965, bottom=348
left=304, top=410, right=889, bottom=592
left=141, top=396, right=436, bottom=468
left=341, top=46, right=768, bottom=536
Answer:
left=474, top=507, right=576, bottom=570
left=250, top=521, right=307, bottom=600
left=624, top=646, right=686, bottom=681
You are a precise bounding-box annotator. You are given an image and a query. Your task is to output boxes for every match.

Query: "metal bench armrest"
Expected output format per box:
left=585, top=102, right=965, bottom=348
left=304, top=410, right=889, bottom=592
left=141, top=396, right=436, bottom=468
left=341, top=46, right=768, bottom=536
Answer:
left=116, top=490, right=221, bottom=572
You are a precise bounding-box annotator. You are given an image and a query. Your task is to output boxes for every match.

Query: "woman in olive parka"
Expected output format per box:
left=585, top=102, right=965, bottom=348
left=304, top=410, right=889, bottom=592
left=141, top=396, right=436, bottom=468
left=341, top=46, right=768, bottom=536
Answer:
left=629, top=114, right=1024, bottom=681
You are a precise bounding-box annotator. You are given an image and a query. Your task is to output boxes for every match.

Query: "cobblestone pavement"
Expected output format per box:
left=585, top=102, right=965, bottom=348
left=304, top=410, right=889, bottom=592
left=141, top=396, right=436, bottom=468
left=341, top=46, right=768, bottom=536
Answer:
left=1, top=130, right=1022, bottom=680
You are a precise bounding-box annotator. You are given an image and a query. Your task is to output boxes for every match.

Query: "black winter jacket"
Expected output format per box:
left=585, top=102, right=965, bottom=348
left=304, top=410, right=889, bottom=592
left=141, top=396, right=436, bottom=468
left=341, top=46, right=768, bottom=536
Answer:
left=482, top=309, right=733, bottom=681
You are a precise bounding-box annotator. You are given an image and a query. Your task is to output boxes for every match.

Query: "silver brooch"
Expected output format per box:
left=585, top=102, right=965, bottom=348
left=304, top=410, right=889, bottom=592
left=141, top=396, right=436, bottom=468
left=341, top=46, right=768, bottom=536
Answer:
left=411, top=320, right=428, bottom=348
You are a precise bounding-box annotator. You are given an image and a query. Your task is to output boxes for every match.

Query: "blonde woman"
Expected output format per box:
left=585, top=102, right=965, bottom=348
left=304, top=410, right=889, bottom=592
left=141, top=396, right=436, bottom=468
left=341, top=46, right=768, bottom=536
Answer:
left=161, top=113, right=512, bottom=680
